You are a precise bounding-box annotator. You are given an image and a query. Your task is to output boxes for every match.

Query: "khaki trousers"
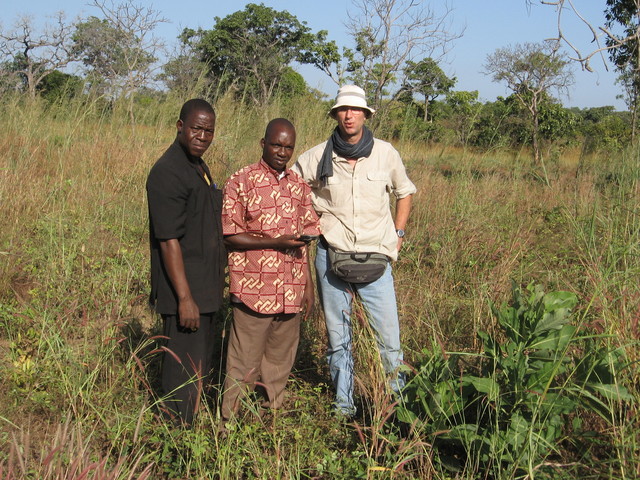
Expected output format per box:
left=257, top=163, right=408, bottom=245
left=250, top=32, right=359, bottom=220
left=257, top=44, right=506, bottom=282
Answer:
left=221, top=302, right=301, bottom=420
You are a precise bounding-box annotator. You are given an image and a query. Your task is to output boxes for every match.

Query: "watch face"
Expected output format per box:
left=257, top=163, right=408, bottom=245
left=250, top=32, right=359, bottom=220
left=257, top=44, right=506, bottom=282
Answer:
left=396, top=229, right=405, bottom=238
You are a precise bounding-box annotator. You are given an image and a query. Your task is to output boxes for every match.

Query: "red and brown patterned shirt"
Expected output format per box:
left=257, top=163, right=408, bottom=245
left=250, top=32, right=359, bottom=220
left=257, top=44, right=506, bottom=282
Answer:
left=222, top=159, right=320, bottom=314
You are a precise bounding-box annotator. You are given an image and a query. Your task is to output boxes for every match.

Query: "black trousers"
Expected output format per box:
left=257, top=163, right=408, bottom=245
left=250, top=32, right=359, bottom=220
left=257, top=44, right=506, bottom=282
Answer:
left=161, top=313, right=216, bottom=425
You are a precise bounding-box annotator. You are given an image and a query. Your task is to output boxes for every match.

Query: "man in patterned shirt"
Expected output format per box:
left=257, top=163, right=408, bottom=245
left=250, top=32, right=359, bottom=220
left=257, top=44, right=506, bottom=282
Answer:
left=220, top=118, right=320, bottom=421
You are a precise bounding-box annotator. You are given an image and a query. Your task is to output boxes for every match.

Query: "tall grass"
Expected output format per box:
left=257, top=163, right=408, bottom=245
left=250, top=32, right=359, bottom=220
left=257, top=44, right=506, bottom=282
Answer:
left=0, top=91, right=638, bottom=478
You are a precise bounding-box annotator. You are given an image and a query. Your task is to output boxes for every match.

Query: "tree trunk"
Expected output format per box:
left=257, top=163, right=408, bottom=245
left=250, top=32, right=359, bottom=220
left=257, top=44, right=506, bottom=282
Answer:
left=423, top=95, right=429, bottom=122
left=27, top=70, right=37, bottom=99
left=532, top=114, right=540, bottom=166
left=532, top=111, right=550, bottom=186
left=632, top=95, right=638, bottom=143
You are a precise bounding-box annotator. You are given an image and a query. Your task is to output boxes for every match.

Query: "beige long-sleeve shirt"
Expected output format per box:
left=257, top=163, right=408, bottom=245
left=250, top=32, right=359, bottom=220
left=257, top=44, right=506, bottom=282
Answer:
left=293, top=138, right=416, bottom=261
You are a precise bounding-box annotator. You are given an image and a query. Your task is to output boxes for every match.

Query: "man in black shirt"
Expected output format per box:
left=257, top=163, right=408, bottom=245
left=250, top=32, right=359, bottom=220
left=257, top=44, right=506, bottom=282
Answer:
left=146, top=99, right=226, bottom=425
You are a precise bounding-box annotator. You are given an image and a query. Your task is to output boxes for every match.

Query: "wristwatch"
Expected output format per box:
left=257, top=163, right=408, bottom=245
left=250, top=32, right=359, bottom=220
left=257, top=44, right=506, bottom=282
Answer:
left=396, top=229, right=405, bottom=238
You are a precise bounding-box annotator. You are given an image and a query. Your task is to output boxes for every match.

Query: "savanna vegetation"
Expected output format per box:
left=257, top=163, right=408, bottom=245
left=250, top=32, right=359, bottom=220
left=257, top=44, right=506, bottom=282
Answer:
left=1, top=1, right=639, bottom=479
left=0, top=87, right=638, bottom=480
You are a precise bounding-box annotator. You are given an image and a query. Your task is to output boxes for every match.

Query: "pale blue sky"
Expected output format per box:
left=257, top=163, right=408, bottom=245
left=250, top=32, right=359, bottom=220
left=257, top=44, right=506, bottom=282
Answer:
left=1, top=0, right=626, bottom=109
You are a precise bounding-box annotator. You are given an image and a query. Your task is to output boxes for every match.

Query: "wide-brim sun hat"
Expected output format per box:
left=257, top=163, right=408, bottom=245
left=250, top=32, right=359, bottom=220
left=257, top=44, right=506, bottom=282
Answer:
left=329, top=85, right=375, bottom=118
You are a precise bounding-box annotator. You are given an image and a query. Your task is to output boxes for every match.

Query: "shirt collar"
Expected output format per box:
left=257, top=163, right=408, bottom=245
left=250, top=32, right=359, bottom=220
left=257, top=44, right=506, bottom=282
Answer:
left=259, top=158, right=289, bottom=179
left=172, top=139, right=203, bottom=167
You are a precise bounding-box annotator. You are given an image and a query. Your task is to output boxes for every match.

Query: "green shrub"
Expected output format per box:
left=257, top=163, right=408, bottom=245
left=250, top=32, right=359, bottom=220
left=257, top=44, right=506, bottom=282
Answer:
left=398, top=282, right=631, bottom=479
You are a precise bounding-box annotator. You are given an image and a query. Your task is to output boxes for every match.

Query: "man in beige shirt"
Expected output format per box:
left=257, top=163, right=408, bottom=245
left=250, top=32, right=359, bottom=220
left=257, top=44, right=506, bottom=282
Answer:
left=293, top=85, right=416, bottom=417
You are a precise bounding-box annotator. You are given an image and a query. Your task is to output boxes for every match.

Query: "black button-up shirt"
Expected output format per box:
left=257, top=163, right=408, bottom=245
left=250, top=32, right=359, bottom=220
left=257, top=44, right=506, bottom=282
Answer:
left=146, top=140, right=225, bottom=314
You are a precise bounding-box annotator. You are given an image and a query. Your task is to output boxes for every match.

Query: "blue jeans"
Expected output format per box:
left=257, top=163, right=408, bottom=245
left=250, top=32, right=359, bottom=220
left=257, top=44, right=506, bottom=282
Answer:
left=315, top=243, right=405, bottom=415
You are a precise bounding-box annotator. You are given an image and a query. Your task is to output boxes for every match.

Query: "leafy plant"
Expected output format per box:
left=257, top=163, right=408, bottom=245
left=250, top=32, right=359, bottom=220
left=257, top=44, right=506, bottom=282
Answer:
left=398, top=282, right=631, bottom=478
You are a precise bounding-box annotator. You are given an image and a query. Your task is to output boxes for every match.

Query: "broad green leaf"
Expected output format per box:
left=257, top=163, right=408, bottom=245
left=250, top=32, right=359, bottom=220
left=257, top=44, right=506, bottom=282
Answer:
left=588, top=382, right=633, bottom=402
left=530, top=324, right=576, bottom=351
left=395, top=407, right=418, bottom=424
left=574, top=388, right=624, bottom=421
left=525, top=361, right=557, bottom=390
left=505, top=412, right=528, bottom=450
left=463, top=375, right=500, bottom=401
left=529, top=392, right=576, bottom=415
left=543, top=290, right=578, bottom=311
left=533, top=291, right=578, bottom=335
left=478, top=330, right=500, bottom=358
left=441, top=423, right=482, bottom=444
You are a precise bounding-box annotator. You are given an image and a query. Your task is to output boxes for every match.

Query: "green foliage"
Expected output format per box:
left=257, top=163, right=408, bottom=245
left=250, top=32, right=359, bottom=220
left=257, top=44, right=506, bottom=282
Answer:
left=392, top=101, right=446, bottom=143
left=158, top=50, right=213, bottom=97
left=471, top=96, right=521, bottom=149
left=276, top=66, right=308, bottom=99
left=377, top=86, right=629, bottom=151
left=0, top=54, right=31, bottom=93
left=605, top=0, right=639, bottom=71
left=441, top=90, right=483, bottom=146
left=404, top=58, right=455, bottom=99
left=184, top=3, right=339, bottom=106
left=340, top=0, right=459, bottom=114
left=344, top=28, right=394, bottom=98
left=485, top=40, right=574, bottom=168
left=74, top=17, right=137, bottom=79
left=398, top=283, right=631, bottom=478
left=538, top=101, right=579, bottom=142
left=36, top=70, right=83, bottom=104
left=401, top=58, right=456, bottom=122
left=580, top=110, right=632, bottom=152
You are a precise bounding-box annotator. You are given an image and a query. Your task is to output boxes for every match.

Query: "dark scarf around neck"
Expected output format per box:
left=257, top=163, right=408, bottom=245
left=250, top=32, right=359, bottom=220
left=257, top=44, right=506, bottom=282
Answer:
left=317, top=126, right=374, bottom=185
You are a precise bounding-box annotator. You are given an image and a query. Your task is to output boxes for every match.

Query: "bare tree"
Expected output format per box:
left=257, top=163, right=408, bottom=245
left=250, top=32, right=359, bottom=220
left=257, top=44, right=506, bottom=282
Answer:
left=534, top=0, right=639, bottom=73
left=343, top=0, right=461, bottom=111
left=73, top=0, right=166, bottom=121
left=0, top=12, right=77, bottom=98
left=484, top=40, right=574, bottom=184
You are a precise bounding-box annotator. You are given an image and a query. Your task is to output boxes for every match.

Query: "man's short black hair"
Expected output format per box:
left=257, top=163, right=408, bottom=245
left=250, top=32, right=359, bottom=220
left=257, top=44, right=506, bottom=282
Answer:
left=179, top=99, right=215, bottom=122
left=264, top=118, right=295, bottom=140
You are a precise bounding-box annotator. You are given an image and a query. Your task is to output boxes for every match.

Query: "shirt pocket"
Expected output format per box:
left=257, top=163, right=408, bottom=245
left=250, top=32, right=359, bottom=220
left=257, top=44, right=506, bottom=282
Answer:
left=322, top=175, right=346, bottom=207
left=364, top=171, right=390, bottom=209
